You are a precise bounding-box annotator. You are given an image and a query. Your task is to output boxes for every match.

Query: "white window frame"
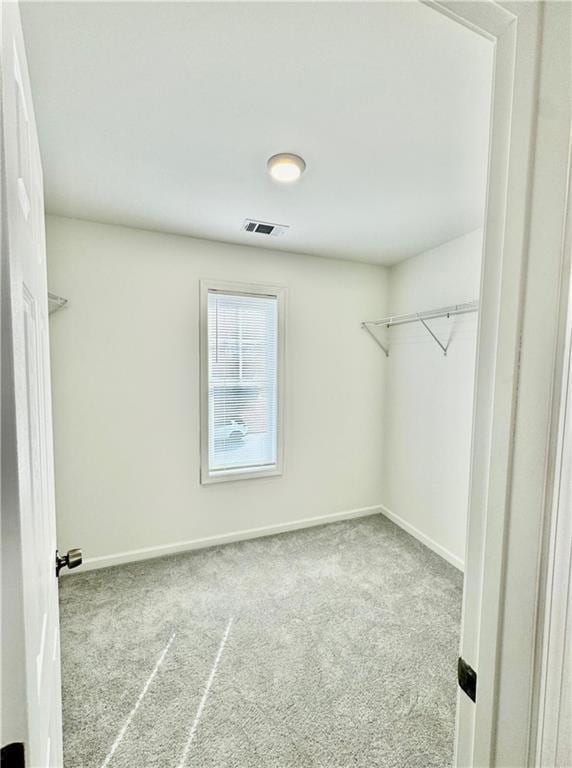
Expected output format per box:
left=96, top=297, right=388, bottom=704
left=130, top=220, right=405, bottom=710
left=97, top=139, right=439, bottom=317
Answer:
left=199, top=279, right=286, bottom=484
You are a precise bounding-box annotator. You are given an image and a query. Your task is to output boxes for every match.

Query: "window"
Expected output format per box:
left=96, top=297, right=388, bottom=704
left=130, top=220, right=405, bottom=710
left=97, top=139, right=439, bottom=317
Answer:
left=200, top=281, right=285, bottom=483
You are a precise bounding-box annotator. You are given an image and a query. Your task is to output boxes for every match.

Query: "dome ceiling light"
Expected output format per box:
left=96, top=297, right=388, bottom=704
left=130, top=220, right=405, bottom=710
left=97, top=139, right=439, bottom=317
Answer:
left=267, top=153, right=306, bottom=183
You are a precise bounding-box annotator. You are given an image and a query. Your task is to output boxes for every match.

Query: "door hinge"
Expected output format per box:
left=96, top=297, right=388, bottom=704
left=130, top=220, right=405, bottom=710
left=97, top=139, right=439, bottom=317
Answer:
left=458, top=656, right=477, bottom=702
left=1, top=742, right=25, bottom=768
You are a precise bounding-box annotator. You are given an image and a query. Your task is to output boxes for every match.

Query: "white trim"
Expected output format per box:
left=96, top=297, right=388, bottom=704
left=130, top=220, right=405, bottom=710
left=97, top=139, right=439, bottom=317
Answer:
left=199, top=279, right=286, bottom=485
left=535, top=308, right=572, bottom=767
left=378, top=504, right=464, bottom=572
left=533, top=103, right=572, bottom=768
left=64, top=505, right=384, bottom=573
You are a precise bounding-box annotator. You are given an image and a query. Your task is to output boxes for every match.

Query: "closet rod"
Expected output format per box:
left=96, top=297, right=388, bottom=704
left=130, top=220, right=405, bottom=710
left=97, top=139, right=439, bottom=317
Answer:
left=361, top=300, right=479, bottom=357
left=362, top=300, right=478, bottom=329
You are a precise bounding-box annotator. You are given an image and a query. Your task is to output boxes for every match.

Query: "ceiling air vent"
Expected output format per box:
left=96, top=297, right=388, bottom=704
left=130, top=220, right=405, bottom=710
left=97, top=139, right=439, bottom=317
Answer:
left=243, top=219, right=289, bottom=237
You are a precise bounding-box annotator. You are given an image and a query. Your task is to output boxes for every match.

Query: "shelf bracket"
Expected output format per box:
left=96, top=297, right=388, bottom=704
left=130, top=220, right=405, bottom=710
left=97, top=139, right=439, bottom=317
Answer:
left=48, top=291, right=68, bottom=315
left=419, top=317, right=449, bottom=356
left=362, top=322, right=389, bottom=357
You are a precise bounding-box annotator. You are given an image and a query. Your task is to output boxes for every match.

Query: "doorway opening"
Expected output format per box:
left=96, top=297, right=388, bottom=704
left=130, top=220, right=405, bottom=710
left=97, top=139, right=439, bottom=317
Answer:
left=8, top=1, right=564, bottom=767
left=35, top=4, right=492, bottom=760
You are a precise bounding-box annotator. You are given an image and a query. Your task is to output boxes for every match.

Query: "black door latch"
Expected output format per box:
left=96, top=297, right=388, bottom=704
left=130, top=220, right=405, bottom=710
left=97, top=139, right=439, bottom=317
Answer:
left=1, top=742, right=25, bottom=768
left=458, top=656, right=477, bottom=702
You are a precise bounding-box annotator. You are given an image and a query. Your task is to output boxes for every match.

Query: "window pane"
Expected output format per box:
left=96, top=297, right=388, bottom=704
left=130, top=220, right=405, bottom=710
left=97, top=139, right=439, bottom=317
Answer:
left=207, top=291, right=278, bottom=473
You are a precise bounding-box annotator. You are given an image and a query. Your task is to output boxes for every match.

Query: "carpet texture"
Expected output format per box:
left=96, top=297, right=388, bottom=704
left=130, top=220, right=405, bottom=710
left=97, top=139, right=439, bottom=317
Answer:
left=59, top=514, right=463, bottom=768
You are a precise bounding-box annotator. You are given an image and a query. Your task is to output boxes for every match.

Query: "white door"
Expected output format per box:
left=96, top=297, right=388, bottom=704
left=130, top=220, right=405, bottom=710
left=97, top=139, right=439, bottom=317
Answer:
left=1, top=2, right=71, bottom=765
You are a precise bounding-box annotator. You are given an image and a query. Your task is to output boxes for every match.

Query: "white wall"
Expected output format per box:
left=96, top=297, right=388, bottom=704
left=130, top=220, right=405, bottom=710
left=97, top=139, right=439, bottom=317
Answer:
left=382, top=230, right=482, bottom=569
left=46, top=216, right=388, bottom=565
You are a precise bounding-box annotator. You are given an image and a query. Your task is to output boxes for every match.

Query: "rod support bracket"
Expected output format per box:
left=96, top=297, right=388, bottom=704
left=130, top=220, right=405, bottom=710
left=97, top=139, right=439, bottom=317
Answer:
left=419, top=317, right=449, bottom=356
left=362, top=322, right=389, bottom=357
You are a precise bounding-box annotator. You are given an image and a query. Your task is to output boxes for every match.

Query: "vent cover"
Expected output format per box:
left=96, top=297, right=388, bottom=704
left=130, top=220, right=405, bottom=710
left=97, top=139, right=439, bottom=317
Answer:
left=243, top=219, right=289, bottom=237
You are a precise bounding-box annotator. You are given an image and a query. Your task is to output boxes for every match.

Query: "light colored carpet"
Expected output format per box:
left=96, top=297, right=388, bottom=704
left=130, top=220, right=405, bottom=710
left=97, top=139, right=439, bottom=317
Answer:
left=59, top=514, right=463, bottom=768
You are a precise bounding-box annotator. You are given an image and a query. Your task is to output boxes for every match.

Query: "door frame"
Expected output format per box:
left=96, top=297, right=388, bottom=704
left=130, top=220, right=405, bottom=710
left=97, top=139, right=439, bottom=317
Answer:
left=532, top=104, right=572, bottom=768
left=422, top=2, right=571, bottom=766
left=2, top=0, right=570, bottom=765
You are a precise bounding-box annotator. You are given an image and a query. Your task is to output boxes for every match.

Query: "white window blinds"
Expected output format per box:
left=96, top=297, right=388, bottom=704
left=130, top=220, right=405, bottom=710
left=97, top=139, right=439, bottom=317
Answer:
left=205, top=288, right=280, bottom=479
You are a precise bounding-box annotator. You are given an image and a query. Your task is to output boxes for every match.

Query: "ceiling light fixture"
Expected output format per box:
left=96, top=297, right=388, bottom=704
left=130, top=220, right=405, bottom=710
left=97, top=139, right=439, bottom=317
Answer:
left=267, top=153, right=306, bottom=183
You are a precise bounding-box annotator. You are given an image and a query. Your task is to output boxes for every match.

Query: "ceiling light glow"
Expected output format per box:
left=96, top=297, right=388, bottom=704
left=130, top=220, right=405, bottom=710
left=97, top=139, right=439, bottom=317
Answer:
left=267, top=153, right=306, bottom=183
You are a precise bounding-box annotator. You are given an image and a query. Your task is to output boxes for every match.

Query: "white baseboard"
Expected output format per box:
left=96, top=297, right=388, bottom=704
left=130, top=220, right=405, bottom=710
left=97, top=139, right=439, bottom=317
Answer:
left=379, top=504, right=464, bottom=572
left=70, top=504, right=384, bottom=573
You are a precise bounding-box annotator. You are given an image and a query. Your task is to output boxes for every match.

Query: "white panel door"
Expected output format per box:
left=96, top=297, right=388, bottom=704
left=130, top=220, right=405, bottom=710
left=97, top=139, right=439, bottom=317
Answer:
left=2, top=2, right=65, bottom=765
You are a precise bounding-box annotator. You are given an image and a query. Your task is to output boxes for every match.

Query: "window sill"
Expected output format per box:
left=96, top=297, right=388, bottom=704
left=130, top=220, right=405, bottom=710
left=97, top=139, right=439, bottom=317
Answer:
left=201, top=465, right=282, bottom=485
